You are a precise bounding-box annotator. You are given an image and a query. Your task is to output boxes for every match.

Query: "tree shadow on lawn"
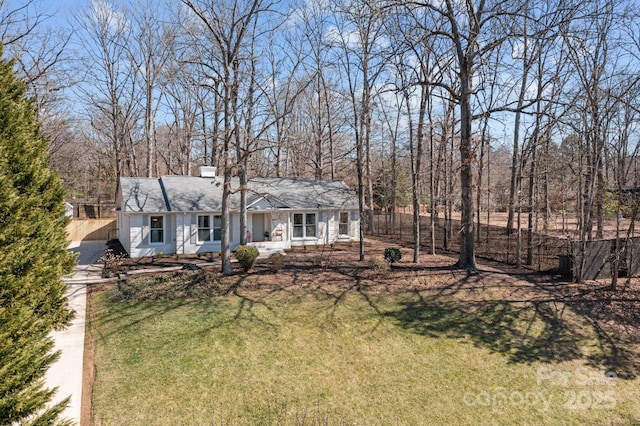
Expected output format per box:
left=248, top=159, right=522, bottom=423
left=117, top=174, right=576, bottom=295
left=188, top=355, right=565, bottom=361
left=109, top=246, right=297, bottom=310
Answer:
left=225, top=257, right=640, bottom=381
left=95, top=252, right=640, bottom=381
left=384, top=269, right=640, bottom=379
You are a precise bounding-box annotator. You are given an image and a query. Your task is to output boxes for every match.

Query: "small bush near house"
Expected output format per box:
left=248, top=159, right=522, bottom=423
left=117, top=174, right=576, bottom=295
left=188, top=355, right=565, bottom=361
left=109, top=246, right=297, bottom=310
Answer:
left=368, top=256, right=390, bottom=278
left=384, top=247, right=402, bottom=266
left=99, top=248, right=128, bottom=278
left=235, top=245, right=260, bottom=271
left=268, top=252, right=286, bottom=273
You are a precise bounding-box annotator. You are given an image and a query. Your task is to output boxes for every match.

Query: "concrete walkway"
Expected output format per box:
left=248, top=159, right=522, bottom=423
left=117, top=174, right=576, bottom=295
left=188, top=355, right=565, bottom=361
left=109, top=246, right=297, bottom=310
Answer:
left=46, top=240, right=107, bottom=425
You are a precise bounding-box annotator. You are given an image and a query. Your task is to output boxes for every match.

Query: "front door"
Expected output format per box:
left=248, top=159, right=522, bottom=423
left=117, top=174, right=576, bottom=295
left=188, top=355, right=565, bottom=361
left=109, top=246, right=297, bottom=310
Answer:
left=252, top=213, right=265, bottom=242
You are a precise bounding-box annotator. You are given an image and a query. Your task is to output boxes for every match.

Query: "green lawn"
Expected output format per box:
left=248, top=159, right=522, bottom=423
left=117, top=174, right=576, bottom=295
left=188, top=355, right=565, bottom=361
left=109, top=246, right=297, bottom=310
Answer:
left=90, top=271, right=640, bottom=425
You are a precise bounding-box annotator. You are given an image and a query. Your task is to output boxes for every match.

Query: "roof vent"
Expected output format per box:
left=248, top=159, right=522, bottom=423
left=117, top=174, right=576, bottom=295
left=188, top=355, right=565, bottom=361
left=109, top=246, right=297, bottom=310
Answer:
left=199, top=166, right=216, bottom=178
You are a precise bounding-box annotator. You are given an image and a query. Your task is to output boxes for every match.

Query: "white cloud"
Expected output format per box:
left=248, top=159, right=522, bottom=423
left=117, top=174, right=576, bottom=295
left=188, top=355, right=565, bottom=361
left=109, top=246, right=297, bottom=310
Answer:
left=89, top=0, right=129, bottom=34
left=325, top=24, right=360, bottom=48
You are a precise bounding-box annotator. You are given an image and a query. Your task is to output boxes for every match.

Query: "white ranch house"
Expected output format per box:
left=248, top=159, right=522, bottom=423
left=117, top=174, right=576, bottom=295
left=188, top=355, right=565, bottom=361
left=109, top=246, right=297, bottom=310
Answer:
left=116, top=167, right=360, bottom=258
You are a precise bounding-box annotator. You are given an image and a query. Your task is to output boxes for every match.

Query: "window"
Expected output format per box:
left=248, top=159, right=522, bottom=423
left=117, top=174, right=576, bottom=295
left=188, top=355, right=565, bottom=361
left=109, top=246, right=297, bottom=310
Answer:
left=150, top=216, right=164, bottom=244
left=306, top=213, right=316, bottom=237
left=293, top=213, right=316, bottom=238
left=293, top=213, right=303, bottom=238
left=197, top=215, right=222, bottom=242
left=198, top=215, right=211, bottom=242
left=213, top=215, right=222, bottom=241
left=339, top=212, right=349, bottom=235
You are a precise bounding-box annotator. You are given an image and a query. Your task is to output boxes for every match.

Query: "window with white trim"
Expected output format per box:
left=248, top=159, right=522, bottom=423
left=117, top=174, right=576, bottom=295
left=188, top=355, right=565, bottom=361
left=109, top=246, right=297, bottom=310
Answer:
left=150, top=216, right=164, bottom=244
left=293, top=213, right=316, bottom=238
left=198, top=215, right=211, bottom=242
left=198, top=214, right=222, bottom=242
left=213, top=215, right=222, bottom=240
left=339, top=212, right=349, bottom=235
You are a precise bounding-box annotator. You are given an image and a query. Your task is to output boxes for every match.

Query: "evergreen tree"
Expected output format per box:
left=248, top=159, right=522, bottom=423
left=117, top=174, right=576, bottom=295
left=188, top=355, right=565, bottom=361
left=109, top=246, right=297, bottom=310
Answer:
left=0, top=47, right=76, bottom=425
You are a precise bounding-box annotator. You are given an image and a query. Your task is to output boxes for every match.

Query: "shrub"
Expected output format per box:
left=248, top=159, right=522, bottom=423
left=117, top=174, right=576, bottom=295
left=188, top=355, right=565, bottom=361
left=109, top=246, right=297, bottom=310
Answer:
left=234, top=245, right=260, bottom=271
left=268, top=252, right=286, bottom=273
left=368, top=256, right=390, bottom=278
left=99, top=248, right=128, bottom=277
left=99, top=248, right=127, bottom=269
left=384, top=247, right=402, bottom=266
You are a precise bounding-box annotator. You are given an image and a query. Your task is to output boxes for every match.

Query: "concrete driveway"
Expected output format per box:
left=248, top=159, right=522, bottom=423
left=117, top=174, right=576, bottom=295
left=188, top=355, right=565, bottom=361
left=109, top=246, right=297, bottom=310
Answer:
left=45, top=240, right=107, bottom=425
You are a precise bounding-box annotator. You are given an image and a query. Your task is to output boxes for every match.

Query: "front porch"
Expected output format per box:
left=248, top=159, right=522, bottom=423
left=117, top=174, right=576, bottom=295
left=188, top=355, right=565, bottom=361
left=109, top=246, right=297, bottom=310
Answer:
left=245, top=211, right=289, bottom=257
left=248, top=240, right=290, bottom=258
left=246, top=211, right=288, bottom=242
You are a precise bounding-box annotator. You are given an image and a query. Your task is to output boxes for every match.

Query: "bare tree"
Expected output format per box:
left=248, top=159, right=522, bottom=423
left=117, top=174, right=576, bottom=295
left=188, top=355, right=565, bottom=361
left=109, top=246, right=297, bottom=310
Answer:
left=403, top=0, right=521, bottom=270
left=331, top=0, right=388, bottom=261
left=129, top=0, right=174, bottom=177
left=559, top=0, right=625, bottom=280
left=0, top=1, right=81, bottom=189
left=74, top=0, right=143, bottom=199
left=181, top=0, right=273, bottom=275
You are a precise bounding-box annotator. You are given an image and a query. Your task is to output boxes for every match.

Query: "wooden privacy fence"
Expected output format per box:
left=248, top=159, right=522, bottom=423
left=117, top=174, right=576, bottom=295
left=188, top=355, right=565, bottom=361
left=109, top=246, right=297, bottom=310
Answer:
left=561, top=237, right=640, bottom=281
left=66, top=219, right=117, bottom=241
left=68, top=201, right=117, bottom=219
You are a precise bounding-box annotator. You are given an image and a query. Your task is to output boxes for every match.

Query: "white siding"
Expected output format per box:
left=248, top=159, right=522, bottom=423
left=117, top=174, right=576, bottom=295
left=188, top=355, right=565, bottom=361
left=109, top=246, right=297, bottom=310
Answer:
left=121, top=208, right=360, bottom=258
left=128, top=214, right=174, bottom=258
left=327, top=212, right=337, bottom=242
left=175, top=213, right=187, bottom=255
left=271, top=212, right=288, bottom=241
left=350, top=211, right=360, bottom=238
left=117, top=211, right=131, bottom=255
left=176, top=212, right=243, bottom=255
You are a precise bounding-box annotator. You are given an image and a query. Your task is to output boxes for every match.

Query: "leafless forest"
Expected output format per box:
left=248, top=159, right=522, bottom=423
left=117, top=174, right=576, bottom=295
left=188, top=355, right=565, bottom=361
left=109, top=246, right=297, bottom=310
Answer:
left=5, top=0, right=640, bottom=277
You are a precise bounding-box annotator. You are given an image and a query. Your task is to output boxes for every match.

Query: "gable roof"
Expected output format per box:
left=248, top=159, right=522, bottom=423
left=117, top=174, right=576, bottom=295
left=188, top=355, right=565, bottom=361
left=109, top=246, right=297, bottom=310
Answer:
left=248, top=177, right=358, bottom=210
left=246, top=193, right=292, bottom=210
left=119, top=178, right=169, bottom=213
left=119, top=175, right=358, bottom=213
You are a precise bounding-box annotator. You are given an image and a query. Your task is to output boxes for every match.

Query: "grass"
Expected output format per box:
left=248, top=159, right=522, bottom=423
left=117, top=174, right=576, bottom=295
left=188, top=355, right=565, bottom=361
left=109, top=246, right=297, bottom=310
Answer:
left=90, top=272, right=640, bottom=426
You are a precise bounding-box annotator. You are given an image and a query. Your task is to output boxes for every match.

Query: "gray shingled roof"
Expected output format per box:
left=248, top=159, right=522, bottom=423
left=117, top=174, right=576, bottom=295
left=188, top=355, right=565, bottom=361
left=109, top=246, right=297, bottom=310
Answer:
left=161, top=175, right=227, bottom=211
left=119, top=176, right=358, bottom=213
left=120, top=178, right=168, bottom=213
left=248, top=177, right=358, bottom=210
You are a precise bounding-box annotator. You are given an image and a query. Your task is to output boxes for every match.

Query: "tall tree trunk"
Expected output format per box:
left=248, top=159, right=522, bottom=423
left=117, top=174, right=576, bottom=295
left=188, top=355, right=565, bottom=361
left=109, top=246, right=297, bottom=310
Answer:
left=429, top=105, right=436, bottom=255
left=455, top=58, right=477, bottom=270
left=477, top=118, right=488, bottom=243
left=526, top=138, right=537, bottom=265
left=221, top=66, right=234, bottom=276
left=407, top=84, right=426, bottom=263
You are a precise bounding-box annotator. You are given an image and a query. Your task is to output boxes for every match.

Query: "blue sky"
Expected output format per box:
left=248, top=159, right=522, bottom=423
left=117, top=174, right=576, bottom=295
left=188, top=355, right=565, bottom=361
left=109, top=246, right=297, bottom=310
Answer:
left=46, top=0, right=86, bottom=24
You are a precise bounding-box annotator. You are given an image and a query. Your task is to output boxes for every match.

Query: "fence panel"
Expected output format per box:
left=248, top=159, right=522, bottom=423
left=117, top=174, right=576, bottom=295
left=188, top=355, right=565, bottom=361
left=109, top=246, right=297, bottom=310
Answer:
left=66, top=219, right=117, bottom=241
